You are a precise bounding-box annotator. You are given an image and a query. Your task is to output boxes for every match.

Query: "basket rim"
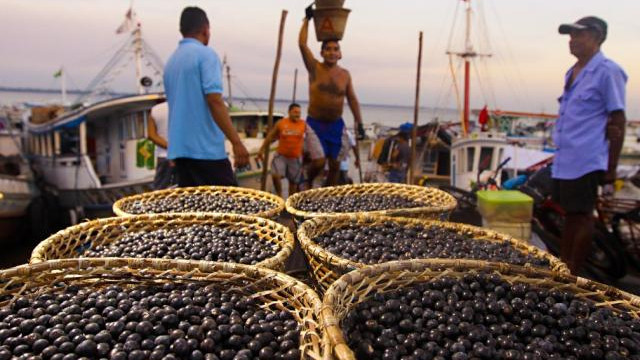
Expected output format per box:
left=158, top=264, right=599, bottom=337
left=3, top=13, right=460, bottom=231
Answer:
left=0, top=258, right=328, bottom=359
left=321, top=259, right=640, bottom=360
left=30, top=213, right=295, bottom=271
left=112, top=185, right=285, bottom=218
left=297, top=214, right=569, bottom=273
left=2, top=258, right=311, bottom=291
left=285, top=183, right=457, bottom=219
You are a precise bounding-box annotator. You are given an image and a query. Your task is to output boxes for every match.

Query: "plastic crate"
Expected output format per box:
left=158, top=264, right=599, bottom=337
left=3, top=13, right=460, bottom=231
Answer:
left=482, top=219, right=532, bottom=243
left=477, top=190, right=533, bottom=223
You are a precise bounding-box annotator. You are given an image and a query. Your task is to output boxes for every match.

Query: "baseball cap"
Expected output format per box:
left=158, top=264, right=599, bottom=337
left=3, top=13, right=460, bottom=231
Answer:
left=558, top=16, right=607, bottom=42
left=399, top=122, right=413, bottom=133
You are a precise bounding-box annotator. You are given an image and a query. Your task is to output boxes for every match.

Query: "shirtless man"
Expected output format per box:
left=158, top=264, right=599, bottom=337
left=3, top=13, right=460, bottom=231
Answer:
left=299, top=9, right=364, bottom=186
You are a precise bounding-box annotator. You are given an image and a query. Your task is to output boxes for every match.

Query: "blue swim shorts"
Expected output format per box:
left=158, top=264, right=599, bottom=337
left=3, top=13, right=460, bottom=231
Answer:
left=306, top=116, right=345, bottom=160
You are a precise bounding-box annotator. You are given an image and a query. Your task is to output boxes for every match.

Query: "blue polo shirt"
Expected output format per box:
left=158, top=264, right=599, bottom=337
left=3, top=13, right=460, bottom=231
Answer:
left=164, top=38, right=226, bottom=160
left=552, top=51, right=627, bottom=180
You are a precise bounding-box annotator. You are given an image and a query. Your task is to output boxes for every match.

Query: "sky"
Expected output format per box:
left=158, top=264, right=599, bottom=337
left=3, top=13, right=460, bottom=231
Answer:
left=1, top=0, right=639, bottom=118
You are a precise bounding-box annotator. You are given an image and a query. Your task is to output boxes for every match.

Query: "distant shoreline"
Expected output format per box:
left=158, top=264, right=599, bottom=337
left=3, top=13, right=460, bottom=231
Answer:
left=0, top=86, right=436, bottom=110
left=0, top=86, right=129, bottom=96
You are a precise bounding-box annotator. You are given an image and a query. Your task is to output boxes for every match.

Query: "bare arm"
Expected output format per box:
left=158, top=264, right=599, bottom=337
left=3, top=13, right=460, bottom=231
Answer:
left=298, top=19, right=316, bottom=74
left=206, top=93, right=249, bottom=167
left=605, top=110, right=626, bottom=182
left=257, top=122, right=281, bottom=160
left=147, top=116, right=168, bottom=149
left=346, top=73, right=364, bottom=129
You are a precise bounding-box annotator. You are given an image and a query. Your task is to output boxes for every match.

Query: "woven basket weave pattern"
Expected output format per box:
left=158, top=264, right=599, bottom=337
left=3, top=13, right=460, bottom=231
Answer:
left=322, top=259, right=640, bottom=360
left=0, top=258, right=327, bottom=360
left=30, top=213, right=294, bottom=271
left=298, top=215, right=570, bottom=293
left=113, top=186, right=285, bottom=219
left=285, top=183, right=457, bottom=220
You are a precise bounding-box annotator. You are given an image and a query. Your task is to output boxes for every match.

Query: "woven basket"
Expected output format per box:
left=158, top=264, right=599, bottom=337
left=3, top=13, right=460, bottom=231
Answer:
left=285, top=183, right=457, bottom=222
left=31, top=213, right=294, bottom=271
left=322, top=259, right=640, bottom=360
left=0, top=258, right=327, bottom=359
left=113, top=186, right=285, bottom=219
left=298, top=215, right=569, bottom=293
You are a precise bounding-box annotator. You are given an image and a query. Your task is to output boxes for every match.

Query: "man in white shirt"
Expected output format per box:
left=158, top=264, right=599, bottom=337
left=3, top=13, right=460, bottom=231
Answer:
left=148, top=102, right=175, bottom=189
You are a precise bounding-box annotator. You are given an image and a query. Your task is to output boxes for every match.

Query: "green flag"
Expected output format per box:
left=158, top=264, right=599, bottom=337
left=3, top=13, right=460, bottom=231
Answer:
left=53, top=68, right=62, bottom=78
left=136, top=139, right=155, bottom=169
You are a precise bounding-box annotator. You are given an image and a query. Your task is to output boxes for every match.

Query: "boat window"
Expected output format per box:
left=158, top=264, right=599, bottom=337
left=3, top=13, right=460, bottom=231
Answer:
left=457, top=149, right=464, bottom=173
left=479, top=147, right=494, bottom=172
left=466, top=147, right=475, bottom=172
left=118, top=118, right=126, bottom=141
left=134, top=113, right=145, bottom=138
left=59, top=128, right=80, bottom=155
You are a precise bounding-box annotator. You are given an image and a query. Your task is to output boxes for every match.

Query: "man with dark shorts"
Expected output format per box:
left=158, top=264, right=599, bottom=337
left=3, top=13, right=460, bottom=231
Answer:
left=299, top=7, right=364, bottom=187
left=553, top=16, right=627, bottom=273
left=164, top=7, right=249, bottom=187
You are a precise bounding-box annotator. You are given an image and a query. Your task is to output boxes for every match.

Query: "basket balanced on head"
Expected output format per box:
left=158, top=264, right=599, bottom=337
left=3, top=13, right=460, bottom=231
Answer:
left=322, top=259, right=640, bottom=360
left=31, top=213, right=295, bottom=271
left=113, top=186, right=285, bottom=219
left=286, top=183, right=457, bottom=223
left=298, top=215, right=569, bottom=293
left=0, top=258, right=328, bottom=359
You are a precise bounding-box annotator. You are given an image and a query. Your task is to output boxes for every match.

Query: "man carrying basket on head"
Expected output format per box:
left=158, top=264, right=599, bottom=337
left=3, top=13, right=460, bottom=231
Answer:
left=299, top=5, right=364, bottom=187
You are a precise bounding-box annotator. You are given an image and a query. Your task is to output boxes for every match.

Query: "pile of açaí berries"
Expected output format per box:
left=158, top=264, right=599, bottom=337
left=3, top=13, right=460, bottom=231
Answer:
left=342, top=272, right=640, bottom=360
left=83, top=225, right=278, bottom=265
left=312, top=222, right=550, bottom=267
left=296, top=194, right=425, bottom=213
left=120, top=194, right=277, bottom=215
left=0, top=283, right=301, bottom=360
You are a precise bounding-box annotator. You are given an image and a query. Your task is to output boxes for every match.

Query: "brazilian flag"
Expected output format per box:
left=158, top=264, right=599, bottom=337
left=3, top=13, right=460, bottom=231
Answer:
left=136, top=139, right=155, bottom=169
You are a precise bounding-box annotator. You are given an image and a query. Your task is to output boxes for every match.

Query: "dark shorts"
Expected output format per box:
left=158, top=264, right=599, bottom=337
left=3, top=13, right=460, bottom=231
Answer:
left=552, top=170, right=603, bottom=214
left=306, top=116, right=346, bottom=160
left=174, top=158, right=238, bottom=187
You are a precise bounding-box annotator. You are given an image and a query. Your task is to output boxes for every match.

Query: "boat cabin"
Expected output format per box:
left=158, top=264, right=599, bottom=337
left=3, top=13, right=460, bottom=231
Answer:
left=450, top=132, right=508, bottom=191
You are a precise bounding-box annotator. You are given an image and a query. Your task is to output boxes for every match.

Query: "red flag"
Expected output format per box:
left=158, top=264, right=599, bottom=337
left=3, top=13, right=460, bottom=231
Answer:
left=478, top=105, right=489, bottom=131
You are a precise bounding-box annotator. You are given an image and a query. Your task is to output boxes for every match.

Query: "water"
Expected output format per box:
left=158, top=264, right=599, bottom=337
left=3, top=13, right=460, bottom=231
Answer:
left=0, top=90, right=458, bottom=129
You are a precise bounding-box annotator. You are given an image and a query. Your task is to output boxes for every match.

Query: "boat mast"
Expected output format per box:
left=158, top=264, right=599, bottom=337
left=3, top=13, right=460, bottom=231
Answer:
left=134, top=23, right=144, bottom=94
left=292, top=68, right=298, bottom=103
left=223, top=55, right=233, bottom=108
left=61, top=67, right=67, bottom=106
left=447, top=0, right=491, bottom=136
left=463, top=0, right=472, bottom=135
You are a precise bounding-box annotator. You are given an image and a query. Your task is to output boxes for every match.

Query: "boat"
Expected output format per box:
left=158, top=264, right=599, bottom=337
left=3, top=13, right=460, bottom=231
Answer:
left=22, top=8, right=281, bottom=222
left=0, top=106, right=38, bottom=240
left=25, top=93, right=164, bottom=222
left=432, top=0, right=557, bottom=191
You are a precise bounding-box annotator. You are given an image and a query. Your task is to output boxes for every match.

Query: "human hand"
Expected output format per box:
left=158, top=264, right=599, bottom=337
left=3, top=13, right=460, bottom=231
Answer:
left=356, top=122, right=365, bottom=140
left=232, top=142, right=250, bottom=168
left=305, top=4, right=314, bottom=20
left=255, top=150, right=264, bottom=163
left=354, top=158, right=360, bottom=169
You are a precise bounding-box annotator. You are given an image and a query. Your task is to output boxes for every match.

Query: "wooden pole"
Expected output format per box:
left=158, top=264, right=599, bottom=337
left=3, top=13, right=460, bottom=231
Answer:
left=409, top=31, right=423, bottom=185
left=292, top=68, right=298, bottom=103
left=261, top=10, right=288, bottom=191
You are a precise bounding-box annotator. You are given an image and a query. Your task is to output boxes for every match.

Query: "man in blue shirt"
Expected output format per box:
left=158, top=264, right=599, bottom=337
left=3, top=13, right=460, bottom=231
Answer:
left=164, top=7, right=249, bottom=187
left=553, top=16, right=627, bottom=273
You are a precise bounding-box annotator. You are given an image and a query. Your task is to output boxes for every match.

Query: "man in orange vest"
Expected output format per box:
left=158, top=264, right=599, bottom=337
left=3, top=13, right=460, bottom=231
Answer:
left=258, top=103, right=314, bottom=197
